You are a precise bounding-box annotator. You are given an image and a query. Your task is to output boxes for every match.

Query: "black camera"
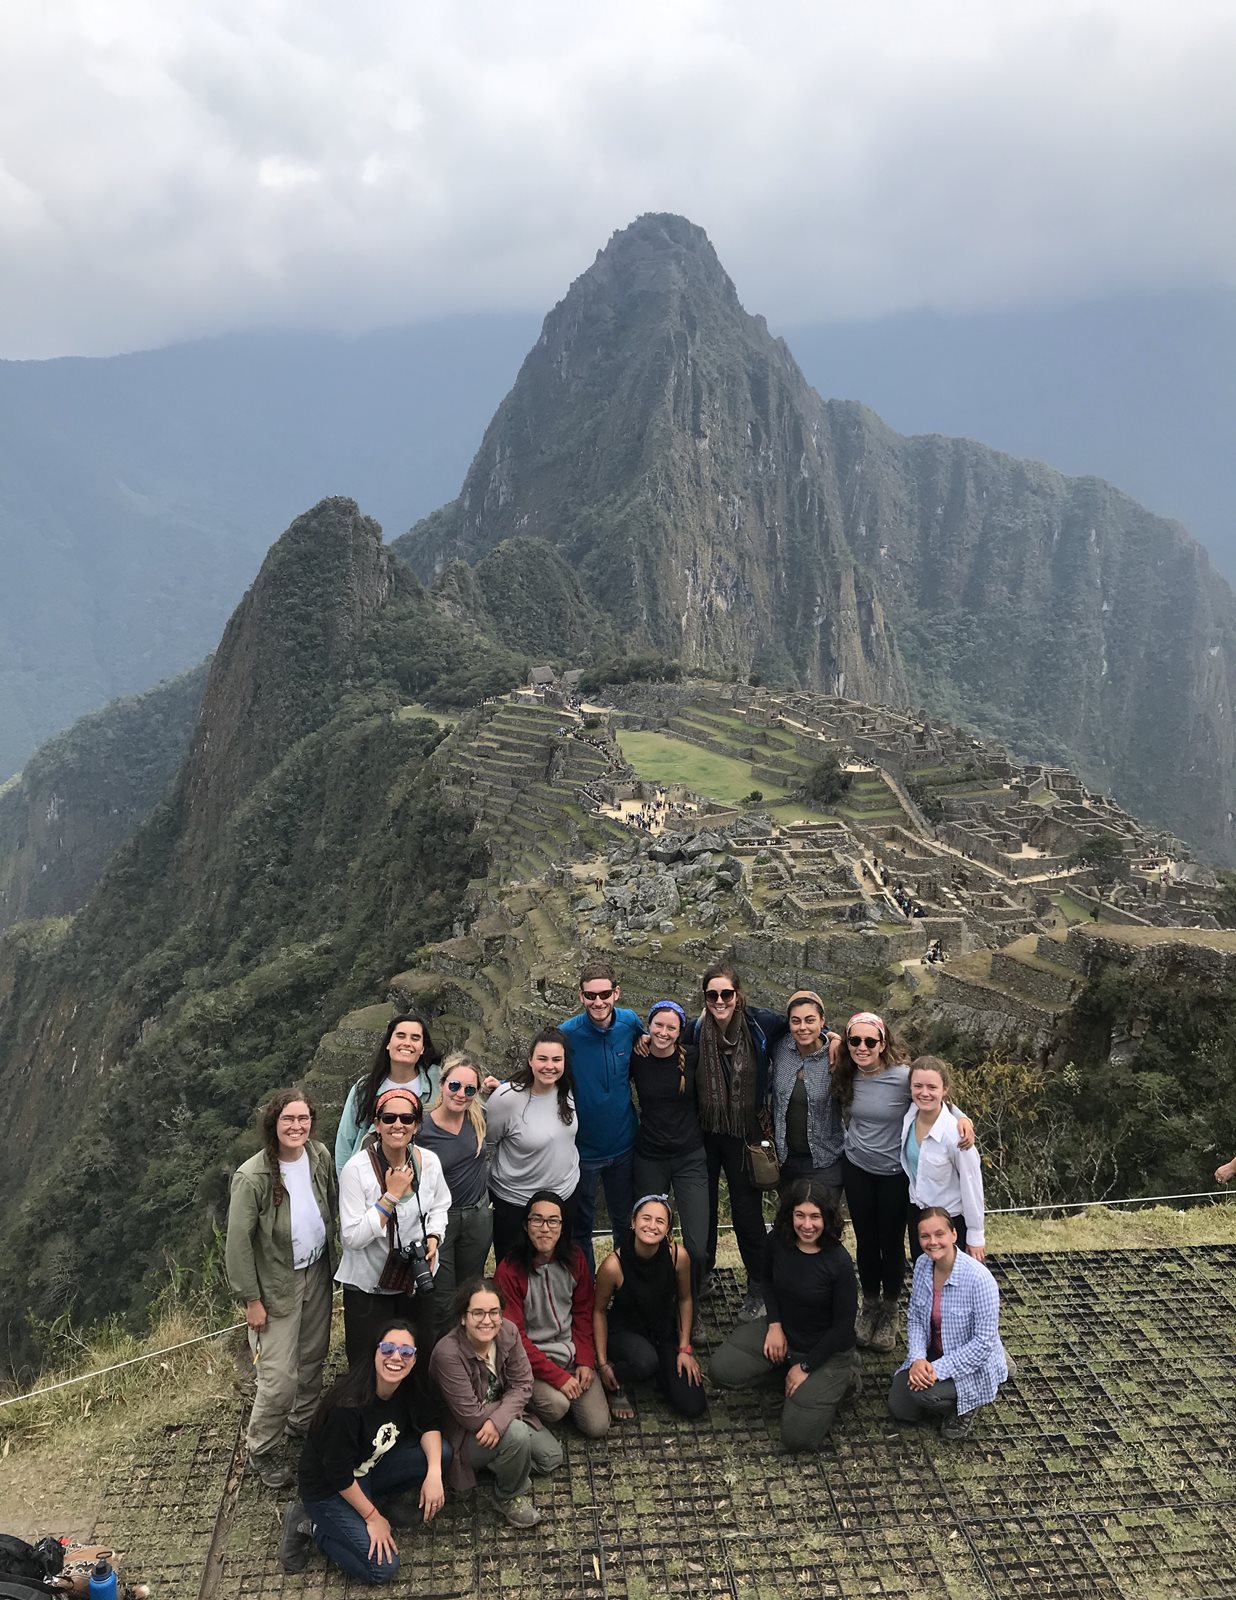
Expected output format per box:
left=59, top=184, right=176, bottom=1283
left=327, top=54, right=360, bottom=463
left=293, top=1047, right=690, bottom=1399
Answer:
left=396, top=1238, right=436, bottom=1295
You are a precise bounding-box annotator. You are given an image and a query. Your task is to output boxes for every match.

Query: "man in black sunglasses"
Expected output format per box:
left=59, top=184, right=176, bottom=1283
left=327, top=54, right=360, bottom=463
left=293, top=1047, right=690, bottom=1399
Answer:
left=557, top=959, right=646, bottom=1272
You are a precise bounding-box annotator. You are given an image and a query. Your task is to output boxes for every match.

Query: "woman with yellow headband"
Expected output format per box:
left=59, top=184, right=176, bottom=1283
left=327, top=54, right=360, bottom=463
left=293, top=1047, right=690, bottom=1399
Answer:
left=833, top=1012, right=975, bottom=1354
left=768, top=991, right=842, bottom=1207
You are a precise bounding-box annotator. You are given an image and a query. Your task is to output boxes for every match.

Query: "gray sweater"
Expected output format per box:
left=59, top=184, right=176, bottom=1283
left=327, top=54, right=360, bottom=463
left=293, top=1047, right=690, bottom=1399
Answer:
left=844, top=1064, right=912, bottom=1175
left=484, top=1083, right=580, bottom=1205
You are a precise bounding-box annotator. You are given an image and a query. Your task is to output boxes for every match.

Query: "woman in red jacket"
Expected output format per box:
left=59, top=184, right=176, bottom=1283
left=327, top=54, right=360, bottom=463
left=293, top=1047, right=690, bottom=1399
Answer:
left=494, top=1190, right=611, bottom=1438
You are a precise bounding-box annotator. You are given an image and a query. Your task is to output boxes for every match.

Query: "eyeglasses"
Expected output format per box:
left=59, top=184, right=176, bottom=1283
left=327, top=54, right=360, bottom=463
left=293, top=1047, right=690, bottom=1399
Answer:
left=277, top=1115, right=312, bottom=1125
left=582, top=987, right=614, bottom=1001
left=705, top=987, right=736, bottom=1004
left=467, top=1308, right=503, bottom=1321
left=378, top=1112, right=418, bottom=1125
left=528, top=1215, right=563, bottom=1230
left=377, top=1341, right=416, bottom=1358
left=446, top=1080, right=478, bottom=1097
left=848, top=1035, right=881, bottom=1050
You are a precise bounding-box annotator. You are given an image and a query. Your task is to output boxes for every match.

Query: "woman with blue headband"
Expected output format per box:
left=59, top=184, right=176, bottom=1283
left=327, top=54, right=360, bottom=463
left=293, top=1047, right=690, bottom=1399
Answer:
left=629, top=1000, right=708, bottom=1299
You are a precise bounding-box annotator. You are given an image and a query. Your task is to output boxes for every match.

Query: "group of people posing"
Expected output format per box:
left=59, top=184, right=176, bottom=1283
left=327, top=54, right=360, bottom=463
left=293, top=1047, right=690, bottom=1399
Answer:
left=225, top=960, right=1009, bottom=1584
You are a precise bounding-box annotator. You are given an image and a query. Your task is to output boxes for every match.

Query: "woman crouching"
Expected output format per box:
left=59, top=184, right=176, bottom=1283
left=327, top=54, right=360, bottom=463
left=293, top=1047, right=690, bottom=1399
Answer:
left=710, top=1181, right=859, bottom=1450
left=888, top=1208, right=1008, bottom=1441
left=430, top=1278, right=563, bottom=1528
left=280, top=1320, right=447, bottom=1583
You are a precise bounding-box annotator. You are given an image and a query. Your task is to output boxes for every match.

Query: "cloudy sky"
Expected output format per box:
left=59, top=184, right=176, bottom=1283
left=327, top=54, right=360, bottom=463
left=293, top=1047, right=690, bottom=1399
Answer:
left=3, top=0, right=1234, bottom=358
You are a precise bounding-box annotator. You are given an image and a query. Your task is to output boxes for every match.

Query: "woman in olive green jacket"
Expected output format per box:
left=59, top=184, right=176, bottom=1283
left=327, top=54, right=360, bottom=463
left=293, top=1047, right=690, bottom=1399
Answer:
left=226, top=1087, right=339, bottom=1490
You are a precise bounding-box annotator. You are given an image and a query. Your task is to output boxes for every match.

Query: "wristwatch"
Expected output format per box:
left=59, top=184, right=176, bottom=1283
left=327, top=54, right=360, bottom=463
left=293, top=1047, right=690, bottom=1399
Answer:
left=798, top=1361, right=811, bottom=1373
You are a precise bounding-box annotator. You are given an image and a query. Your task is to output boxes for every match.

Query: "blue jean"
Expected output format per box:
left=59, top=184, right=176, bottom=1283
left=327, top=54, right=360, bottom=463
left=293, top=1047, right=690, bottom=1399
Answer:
left=573, top=1149, right=635, bottom=1272
left=304, top=1438, right=453, bottom=1585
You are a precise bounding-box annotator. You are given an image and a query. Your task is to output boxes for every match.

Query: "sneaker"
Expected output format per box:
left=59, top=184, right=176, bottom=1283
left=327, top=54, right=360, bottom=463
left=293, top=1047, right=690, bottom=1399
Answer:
left=249, top=1450, right=294, bottom=1490
left=737, top=1290, right=766, bottom=1322
left=854, top=1298, right=880, bottom=1347
left=493, top=1491, right=542, bottom=1528
left=869, top=1300, right=899, bottom=1353
left=940, top=1409, right=978, bottom=1442
left=279, top=1502, right=313, bottom=1573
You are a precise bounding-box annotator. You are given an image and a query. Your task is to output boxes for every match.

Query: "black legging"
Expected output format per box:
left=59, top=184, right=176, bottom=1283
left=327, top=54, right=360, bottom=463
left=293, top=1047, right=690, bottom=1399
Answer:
left=842, top=1157, right=909, bottom=1300
left=703, top=1132, right=768, bottom=1283
left=608, top=1325, right=707, bottom=1418
left=489, top=1187, right=579, bottom=1266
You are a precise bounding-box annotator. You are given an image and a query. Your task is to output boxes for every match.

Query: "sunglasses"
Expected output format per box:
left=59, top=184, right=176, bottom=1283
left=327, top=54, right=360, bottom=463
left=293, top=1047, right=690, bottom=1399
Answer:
left=582, top=987, right=614, bottom=1001
left=377, top=1341, right=416, bottom=1359
left=705, top=987, right=736, bottom=1004
left=848, top=1035, right=882, bottom=1050
left=446, top=1079, right=478, bottom=1097
left=378, top=1111, right=418, bottom=1125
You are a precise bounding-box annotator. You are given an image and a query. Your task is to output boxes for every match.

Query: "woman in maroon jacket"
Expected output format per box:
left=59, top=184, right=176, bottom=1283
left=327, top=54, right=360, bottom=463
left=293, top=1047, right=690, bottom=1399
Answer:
left=428, top=1278, right=562, bottom=1528
left=494, top=1190, right=611, bottom=1438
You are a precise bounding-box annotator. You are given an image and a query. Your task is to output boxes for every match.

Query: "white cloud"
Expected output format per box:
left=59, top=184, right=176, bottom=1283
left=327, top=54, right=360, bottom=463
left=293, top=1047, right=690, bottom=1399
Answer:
left=1, top=0, right=1233, bottom=355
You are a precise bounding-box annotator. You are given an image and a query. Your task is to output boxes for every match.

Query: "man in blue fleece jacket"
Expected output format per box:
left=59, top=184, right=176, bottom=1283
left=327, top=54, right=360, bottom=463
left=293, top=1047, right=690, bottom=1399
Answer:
left=558, top=958, right=645, bottom=1272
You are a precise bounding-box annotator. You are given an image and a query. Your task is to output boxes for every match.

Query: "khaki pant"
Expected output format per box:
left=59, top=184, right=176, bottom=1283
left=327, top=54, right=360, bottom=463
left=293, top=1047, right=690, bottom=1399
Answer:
left=466, top=1416, right=562, bottom=1500
left=245, top=1257, right=333, bottom=1458
left=530, top=1373, right=611, bottom=1438
left=710, top=1318, right=858, bottom=1451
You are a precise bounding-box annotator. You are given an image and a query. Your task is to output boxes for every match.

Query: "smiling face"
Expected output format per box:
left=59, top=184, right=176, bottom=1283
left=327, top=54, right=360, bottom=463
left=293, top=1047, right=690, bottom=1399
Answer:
left=911, top=1068, right=946, bottom=1114
left=528, top=1041, right=566, bottom=1091
left=631, top=1200, right=671, bottom=1247
left=846, top=1025, right=884, bottom=1071
left=647, top=1009, right=682, bottom=1055
left=275, top=1099, right=313, bottom=1159
left=373, top=1325, right=417, bottom=1393
left=387, top=1020, right=426, bottom=1074
left=375, top=1091, right=418, bottom=1155
left=580, top=978, right=619, bottom=1028
left=917, top=1213, right=958, bottom=1264
left=788, top=1002, right=825, bottom=1055
left=442, top=1064, right=480, bottom=1113
left=703, top=975, right=738, bottom=1027
left=792, top=1202, right=824, bottom=1248
left=526, top=1199, right=565, bottom=1258
left=462, top=1289, right=503, bottom=1350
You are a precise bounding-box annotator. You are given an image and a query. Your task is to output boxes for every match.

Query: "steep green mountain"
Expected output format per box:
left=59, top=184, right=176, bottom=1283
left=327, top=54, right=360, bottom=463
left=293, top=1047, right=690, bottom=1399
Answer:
left=0, top=497, right=532, bottom=1345
left=433, top=536, right=613, bottom=660
left=0, top=662, right=208, bottom=932
left=397, top=213, right=1236, bottom=861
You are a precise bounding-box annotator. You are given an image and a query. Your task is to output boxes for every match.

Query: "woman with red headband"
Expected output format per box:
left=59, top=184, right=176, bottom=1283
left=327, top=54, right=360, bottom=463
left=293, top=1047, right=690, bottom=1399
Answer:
left=337, top=1086, right=451, bottom=1364
left=832, top=1012, right=974, bottom=1354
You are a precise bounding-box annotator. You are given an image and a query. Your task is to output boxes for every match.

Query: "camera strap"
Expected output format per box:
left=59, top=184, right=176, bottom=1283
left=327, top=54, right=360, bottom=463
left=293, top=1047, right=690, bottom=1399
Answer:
left=367, top=1145, right=430, bottom=1257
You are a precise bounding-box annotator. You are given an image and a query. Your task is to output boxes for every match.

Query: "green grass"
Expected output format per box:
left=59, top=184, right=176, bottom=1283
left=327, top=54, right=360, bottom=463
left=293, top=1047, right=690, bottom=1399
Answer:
left=1053, top=892, right=1091, bottom=925
left=396, top=702, right=456, bottom=729
left=617, top=728, right=834, bottom=820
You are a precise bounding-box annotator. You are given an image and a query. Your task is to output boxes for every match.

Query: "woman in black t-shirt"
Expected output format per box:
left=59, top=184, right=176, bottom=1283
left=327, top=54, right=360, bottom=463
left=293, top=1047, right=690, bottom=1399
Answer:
left=710, top=1181, right=859, bottom=1450
left=279, top=1319, right=449, bottom=1583
left=630, top=1001, right=708, bottom=1298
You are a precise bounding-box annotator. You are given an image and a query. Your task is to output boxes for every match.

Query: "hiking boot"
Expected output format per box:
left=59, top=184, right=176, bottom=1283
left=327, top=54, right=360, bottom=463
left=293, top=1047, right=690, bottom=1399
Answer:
left=249, top=1450, right=294, bottom=1490
left=699, top=1272, right=720, bottom=1300
left=737, top=1290, right=766, bottom=1323
left=869, top=1299, right=899, bottom=1353
left=493, top=1491, right=542, bottom=1527
left=854, top=1297, right=880, bottom=1347
left=940, top=1409, right=978, bottom=1442
left=279, top=1502, right=313, bottom=1572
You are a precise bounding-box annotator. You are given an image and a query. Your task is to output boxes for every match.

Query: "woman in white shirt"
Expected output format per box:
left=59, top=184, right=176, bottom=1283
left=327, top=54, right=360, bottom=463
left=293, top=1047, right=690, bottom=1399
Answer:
left=337, top=1087, right=451, bottom=1364
left=900, top=1057, right=985, bottom=1261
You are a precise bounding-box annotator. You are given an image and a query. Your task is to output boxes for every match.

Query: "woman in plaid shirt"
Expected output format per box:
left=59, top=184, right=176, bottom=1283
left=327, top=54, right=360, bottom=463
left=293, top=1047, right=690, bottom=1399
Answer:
left=887, top=1207, right=1009, bottom=1440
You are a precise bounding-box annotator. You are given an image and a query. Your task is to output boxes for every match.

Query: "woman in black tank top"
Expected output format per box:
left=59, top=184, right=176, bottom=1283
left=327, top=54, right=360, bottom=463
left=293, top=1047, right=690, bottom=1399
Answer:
left=592, top=1196, right=707, bottom=1422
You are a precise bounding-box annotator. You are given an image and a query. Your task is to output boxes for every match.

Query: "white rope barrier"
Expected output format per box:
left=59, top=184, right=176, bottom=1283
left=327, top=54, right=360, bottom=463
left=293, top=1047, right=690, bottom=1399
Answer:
left=0, top=1321, right=247, bottom=1411
left=985, top=1188, right=1233, bottom=1216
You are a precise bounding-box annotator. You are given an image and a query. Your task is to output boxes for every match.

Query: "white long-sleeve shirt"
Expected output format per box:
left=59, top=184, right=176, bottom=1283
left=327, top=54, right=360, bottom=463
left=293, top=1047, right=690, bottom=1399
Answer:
left=900, top=1104, right=986, bottom=1247
left=336, top=1144, right=452, bottom=1292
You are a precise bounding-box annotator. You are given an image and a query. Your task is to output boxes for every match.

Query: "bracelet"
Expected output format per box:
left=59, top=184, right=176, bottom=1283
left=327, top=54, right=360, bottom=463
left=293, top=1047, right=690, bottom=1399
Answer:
left=599, top=1360, right=612, bottom=1370
left=678, top=1345, right=693, bottom=1354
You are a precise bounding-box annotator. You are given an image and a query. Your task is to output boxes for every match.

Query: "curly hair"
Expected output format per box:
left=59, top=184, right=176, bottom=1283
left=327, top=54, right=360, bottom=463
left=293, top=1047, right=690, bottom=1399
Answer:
left=772, top=1180, right=845, bottom=1247
left=260, top=1086, right=317, bottom=1208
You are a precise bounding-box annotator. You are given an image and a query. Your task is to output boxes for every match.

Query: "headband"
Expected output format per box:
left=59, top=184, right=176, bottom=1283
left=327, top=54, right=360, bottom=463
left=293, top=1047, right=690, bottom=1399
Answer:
left=631, top=1192, right=674, bottom=1221
left=786, top=989, right=826, bottom=1017
left=648, top=999, right=687, bottom=1027
left=375, top=1086, right=423, bottom=1120
left=847, top=1011, right=887, bottom=1041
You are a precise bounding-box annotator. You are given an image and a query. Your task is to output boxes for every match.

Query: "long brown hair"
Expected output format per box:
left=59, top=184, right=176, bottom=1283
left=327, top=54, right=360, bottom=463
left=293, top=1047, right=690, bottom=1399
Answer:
left=260, top=1086, right=317, bottom=1207
left=830, top=1014, right=909, bottom=1107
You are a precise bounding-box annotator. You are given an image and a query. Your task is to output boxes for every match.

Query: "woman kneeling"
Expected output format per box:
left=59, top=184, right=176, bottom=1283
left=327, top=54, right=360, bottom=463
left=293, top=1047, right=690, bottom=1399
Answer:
left=593, top=1195, right=706, bottom=1422
left=281, top=1320, right=447, bottom=1584
left=888, top=1208, right=1008, bottom=1441
left=710, top=1181, right=859, bottom=1450
left=430, top=1278, right=563, bottom=1527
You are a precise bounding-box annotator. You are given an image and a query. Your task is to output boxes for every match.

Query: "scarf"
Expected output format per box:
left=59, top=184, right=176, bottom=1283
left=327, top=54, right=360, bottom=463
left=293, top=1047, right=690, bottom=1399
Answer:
left=696, top=1005, right=757, bottom=1139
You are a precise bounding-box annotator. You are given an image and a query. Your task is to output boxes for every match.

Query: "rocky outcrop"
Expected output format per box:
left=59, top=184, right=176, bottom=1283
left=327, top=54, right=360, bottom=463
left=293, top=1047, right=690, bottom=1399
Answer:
left=396, top=212, right=1236, bottom=862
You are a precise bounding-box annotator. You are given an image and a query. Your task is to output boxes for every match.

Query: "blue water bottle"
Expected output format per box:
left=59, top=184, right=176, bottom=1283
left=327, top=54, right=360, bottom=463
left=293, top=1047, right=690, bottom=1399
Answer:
left=88, top=1558, right=118, bottom=1600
